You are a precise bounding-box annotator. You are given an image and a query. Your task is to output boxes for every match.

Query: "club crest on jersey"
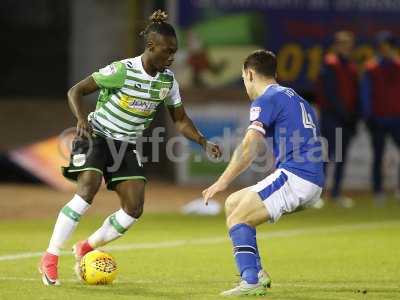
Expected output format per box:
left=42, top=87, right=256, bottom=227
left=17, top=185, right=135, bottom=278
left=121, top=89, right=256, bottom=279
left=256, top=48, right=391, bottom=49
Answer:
left=159, top=87, right=169, bottom=100
left=72, top=154, right=86, bottom=167
left=250, top=107, right=261, bottom=121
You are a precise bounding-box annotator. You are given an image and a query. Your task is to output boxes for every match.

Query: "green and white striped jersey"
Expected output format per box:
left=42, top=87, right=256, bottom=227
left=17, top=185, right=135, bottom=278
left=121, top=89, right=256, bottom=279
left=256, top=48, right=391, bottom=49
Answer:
left=89, top=55, right=182, bottom=143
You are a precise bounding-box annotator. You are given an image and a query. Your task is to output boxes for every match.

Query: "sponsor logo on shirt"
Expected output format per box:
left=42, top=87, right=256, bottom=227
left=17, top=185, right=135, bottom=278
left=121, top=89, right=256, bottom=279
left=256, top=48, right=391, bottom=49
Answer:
left=120, top=95, right=159, bottom=116
left=128, top=99, right=158, bottom=112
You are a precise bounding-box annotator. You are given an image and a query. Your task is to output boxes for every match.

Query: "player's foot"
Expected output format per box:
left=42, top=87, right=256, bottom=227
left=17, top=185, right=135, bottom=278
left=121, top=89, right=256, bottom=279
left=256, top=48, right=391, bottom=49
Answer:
left=73, top=240, right=93, bottom=260
left=258, top=269, right=272, bottom=288
left=39, top=252, right=60, bottom=286
left=220, top=280, right=266, bottom=296
left=311, top=198, right=325, bottom=209
left=334, top=196, right=355, bottom=208
left=72, top=240, right=93, bottom=281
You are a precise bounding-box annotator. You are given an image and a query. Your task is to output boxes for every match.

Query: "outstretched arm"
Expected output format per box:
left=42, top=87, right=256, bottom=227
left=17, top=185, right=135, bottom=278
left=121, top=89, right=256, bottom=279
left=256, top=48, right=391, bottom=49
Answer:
left=168, top=105, right=222, bottom=158
left=67, top=76, right=99, bottom=137
left=202, top=128, right=265, bottom=204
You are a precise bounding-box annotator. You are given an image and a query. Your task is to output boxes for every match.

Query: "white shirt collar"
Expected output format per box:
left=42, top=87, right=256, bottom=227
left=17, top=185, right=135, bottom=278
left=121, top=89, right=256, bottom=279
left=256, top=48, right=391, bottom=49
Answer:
left=137, top=55, right=158, bottom=79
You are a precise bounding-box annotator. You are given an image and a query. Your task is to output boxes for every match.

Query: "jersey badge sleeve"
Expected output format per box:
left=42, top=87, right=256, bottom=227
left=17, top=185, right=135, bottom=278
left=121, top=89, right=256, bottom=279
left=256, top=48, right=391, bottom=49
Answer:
left=92, top=61, right=126, bottom=89
left=247, top=96, right=278, bottom=135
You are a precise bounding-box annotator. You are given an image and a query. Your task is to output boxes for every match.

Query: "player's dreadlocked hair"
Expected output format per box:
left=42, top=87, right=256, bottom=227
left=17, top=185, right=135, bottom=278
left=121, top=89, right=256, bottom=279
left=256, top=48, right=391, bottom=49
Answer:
left=140, top=10, right=176, bottom=43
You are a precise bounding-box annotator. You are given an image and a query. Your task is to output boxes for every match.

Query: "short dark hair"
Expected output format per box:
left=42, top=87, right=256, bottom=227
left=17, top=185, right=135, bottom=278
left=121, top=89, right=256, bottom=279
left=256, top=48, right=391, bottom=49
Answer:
left=140, top=10, right=176, bottom=42
left=243, top=50, right=277, bottom=77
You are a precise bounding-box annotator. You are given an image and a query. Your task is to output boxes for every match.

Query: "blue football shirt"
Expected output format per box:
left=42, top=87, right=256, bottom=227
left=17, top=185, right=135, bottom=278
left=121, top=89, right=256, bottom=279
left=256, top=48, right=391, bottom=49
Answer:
left=248, top=84, right=325, bottom=187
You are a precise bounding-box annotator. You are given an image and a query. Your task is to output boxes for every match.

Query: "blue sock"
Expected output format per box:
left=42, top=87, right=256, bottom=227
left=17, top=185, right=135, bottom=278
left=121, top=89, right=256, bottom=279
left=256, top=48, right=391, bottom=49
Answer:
left=255, top=240, right=263, bottom=272
left=229, top=223, right=259, bottom=284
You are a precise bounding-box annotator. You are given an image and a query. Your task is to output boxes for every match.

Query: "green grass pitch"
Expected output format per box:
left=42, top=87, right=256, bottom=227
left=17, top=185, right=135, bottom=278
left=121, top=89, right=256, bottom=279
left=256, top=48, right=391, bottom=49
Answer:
left=0, top=197, right=399, bottom=299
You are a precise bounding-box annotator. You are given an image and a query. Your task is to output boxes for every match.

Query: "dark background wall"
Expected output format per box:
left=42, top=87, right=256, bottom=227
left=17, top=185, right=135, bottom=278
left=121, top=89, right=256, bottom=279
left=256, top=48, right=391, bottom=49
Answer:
left=0, top=0, right=70, bottom=98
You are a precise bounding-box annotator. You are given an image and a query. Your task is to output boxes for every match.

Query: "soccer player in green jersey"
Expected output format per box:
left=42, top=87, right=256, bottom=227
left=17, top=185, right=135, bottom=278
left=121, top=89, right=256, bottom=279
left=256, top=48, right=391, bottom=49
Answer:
left=39, top=10, right=221, bottom=286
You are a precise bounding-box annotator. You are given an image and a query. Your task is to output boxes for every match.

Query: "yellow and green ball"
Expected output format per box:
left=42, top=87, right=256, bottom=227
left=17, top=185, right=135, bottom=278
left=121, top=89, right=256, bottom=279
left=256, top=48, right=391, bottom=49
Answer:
left=79, top=250, right=117, bottom=285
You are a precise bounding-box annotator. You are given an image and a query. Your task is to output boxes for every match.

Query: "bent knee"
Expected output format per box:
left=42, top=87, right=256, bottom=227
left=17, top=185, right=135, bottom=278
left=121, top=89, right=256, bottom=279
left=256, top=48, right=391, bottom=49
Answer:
left=76, top=173, right=102, bottom=203
left=124, top=203, right=144, bottom=219
left=226, top=196, right=266, bottom=228
left=224, top=193, right=240, bottom=216
left=76, top=184, right=100, bottom=204
left=122, top=196, right=144, bottom=219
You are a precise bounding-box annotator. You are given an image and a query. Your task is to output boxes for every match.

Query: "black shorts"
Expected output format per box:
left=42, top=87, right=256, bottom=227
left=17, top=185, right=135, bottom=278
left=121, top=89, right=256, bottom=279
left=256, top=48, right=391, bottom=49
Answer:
left=62, top=134, right=146, bottom=190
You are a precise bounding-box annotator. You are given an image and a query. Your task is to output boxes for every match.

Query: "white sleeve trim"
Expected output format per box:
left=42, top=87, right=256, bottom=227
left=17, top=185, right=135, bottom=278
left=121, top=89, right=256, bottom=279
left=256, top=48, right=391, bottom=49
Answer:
left=248, top=124, right=266, bottom=135
left=166, top=77, right=182, bottom=106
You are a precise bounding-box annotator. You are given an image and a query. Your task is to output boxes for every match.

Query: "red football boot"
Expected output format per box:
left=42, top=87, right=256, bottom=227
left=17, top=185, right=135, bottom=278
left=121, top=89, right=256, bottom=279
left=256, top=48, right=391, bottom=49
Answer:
left=39, top=252, right=60, bottom=286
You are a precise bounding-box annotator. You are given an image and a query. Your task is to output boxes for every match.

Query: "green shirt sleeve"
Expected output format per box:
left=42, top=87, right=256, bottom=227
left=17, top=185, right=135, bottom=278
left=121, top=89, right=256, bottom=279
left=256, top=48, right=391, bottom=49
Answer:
left=92, top=61, right=126, bottom=89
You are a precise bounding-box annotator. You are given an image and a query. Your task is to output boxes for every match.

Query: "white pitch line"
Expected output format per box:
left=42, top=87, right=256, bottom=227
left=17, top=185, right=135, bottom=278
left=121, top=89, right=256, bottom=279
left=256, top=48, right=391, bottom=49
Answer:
left=0, top=276, right=398, bottom=291
left=0, top=220, right=398, bottom=262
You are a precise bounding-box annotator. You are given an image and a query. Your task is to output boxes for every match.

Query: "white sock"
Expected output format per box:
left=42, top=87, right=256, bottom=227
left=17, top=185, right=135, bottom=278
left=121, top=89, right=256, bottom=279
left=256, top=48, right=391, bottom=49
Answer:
left=88, top=209, right=137, bottom=248
left=47, top=194, right=90, bottom=256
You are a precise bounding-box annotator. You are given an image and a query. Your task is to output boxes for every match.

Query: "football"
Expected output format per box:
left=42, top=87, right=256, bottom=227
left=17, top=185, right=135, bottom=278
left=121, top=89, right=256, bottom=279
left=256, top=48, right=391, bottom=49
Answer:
left=79, top=250, right=117, bottom=285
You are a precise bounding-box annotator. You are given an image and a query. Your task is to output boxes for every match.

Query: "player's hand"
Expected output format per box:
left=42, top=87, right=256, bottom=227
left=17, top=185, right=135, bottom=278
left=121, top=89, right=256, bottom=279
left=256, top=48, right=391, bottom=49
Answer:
left=76, top=118, right=92, bottom=137
left=204, top=141, right=222, bottom=159
left=202, top=180, right=228, bottom=206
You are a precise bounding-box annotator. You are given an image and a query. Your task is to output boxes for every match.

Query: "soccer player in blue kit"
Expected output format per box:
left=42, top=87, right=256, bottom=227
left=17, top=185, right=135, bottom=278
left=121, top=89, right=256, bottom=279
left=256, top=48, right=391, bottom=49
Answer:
left=203, top=50, right=325, bottom=296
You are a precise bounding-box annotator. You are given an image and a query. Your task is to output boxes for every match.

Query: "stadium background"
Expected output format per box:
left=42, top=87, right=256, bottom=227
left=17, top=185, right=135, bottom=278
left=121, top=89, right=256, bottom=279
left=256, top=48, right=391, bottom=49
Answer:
left=0, top=1, right=399, bottom=299
left=1, top=0, right=399, bottom=192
